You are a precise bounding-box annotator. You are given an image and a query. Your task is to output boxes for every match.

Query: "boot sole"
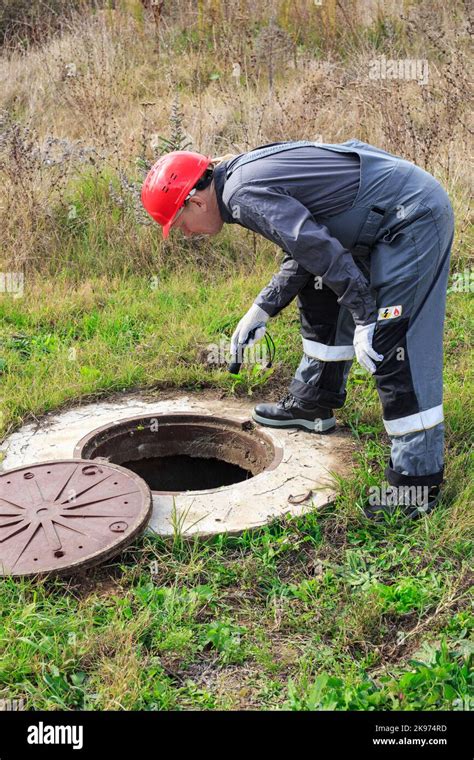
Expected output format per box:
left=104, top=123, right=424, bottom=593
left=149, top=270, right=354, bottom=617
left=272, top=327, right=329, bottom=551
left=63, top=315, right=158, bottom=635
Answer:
left=364, top=494, right=441, bottom=521
left=252, top=412, right=336, bottom=433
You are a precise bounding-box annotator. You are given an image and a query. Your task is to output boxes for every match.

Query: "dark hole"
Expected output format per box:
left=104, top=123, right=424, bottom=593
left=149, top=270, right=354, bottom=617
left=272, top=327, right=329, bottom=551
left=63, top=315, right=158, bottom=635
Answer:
left=120, top=454, right=251, bottom=491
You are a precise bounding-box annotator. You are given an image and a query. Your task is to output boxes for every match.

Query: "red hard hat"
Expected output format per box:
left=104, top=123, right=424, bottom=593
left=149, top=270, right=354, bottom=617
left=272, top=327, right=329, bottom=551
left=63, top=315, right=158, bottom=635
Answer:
left=141, top=151, right=212, bottom=238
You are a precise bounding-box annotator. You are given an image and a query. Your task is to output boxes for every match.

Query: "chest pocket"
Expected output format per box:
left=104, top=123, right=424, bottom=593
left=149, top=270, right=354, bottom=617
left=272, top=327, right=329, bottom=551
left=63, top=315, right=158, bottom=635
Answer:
left=382, top=229, right=405, bottom=244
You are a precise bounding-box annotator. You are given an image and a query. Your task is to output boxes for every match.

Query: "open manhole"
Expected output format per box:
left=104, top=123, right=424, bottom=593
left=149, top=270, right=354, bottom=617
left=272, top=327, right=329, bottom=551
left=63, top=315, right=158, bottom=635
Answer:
left=0, top=395, right=354, bottom=538
left=74, top=414, right=282, bottom=494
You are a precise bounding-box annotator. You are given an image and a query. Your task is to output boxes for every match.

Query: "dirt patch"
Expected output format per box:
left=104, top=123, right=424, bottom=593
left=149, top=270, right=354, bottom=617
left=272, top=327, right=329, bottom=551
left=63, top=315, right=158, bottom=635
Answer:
left=182, top=659, right=269, bottom=709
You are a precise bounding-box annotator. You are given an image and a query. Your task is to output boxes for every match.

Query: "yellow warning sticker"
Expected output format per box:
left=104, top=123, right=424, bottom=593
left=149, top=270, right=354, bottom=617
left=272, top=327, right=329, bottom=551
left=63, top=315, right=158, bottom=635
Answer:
left=377, top=305, right=403, bottom=320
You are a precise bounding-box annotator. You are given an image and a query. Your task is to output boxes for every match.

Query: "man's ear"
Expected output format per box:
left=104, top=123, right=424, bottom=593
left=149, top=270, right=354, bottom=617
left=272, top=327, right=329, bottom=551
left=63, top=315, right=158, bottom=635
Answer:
left=188, top=195, right=207, bottom=211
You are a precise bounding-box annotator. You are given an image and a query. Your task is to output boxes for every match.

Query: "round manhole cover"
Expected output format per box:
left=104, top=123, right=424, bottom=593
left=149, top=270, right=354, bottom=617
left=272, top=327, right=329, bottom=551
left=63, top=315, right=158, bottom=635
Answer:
left=0, top=459, right=152, bottom=577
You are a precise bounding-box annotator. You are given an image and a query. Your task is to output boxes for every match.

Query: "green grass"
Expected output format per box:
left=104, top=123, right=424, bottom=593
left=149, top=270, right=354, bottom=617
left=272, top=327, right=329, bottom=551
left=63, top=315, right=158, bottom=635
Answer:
left=0, top=264, right=472, bottom=711
left=0, top=260, right=296, bottom=432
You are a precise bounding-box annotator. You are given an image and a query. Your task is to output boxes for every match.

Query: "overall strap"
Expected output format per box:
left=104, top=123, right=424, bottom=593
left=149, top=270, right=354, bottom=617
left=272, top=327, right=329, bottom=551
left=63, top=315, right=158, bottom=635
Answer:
left=225, top=141, right=318, bottom=179
left=352, top=161, right=416, bottom=257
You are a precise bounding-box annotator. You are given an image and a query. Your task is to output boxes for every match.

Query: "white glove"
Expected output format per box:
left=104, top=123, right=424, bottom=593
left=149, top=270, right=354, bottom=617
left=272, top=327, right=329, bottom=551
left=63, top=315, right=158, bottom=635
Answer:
left=353, top=322, right=384, bottom=374
left=230, top=303, right=270, bottom=358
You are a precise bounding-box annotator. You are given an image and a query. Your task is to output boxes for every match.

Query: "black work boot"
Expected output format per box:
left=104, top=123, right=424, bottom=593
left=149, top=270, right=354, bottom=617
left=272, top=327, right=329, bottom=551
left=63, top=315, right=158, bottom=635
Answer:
left=252, top=393, right=336, bottom=433
left=364, top=484, right=442, bottom=521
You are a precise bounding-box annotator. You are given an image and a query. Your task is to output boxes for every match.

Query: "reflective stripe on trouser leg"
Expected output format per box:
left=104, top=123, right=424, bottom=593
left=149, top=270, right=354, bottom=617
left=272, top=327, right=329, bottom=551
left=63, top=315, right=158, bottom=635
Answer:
left=383, top=405, right=444, bottom=436
left=289, top=280, right=355, bottom=408
left=301, top=338, right=354, bottom=361
left=371, top=181, right=454, bottom=483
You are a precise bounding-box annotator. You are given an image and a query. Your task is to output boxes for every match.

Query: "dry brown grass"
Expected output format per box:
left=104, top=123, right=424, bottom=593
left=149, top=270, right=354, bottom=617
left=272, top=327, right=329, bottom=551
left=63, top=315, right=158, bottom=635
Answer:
left=0, top=0, right=472, bottom=274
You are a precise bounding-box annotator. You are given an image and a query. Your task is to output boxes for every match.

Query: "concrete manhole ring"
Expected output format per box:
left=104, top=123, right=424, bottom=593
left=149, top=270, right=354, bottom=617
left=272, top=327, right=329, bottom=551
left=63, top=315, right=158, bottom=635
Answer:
left=0, top=393, right=356, bottom=537
left=0, top=459, right=152, bottom=577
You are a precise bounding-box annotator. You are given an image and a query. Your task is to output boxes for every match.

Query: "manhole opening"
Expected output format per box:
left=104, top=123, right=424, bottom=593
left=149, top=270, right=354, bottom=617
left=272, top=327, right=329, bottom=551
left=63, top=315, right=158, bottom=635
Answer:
left=74, top=414, right=281, bottom=494
left=121, top=454, right=251, bottom=491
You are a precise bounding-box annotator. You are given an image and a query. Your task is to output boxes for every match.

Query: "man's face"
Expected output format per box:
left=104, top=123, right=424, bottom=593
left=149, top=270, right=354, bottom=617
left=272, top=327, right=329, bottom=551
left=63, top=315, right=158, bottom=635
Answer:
left=169, top=192, right=223, bottom=237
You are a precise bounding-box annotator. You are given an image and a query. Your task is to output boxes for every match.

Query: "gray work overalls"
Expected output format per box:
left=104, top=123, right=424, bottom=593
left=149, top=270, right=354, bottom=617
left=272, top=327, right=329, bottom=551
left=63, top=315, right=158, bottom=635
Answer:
left=224, top=139, right=454, bottom=490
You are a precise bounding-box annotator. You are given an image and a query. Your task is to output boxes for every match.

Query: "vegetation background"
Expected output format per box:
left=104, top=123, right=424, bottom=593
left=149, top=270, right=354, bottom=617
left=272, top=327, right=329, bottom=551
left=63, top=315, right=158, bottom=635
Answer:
left=0, top=0, right=472, bottom=710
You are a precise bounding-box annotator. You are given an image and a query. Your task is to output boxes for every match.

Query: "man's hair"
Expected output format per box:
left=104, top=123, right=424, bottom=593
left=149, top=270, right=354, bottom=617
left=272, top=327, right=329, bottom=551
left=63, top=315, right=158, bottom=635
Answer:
left=193, top=167, right=214, bottom=192
left=192, top=154, right=237, bottom=193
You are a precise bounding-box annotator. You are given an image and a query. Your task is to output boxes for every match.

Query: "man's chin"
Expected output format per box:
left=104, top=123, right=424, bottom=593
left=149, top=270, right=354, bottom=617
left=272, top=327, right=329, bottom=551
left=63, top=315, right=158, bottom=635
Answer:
left=196, top=231, right=218, bottom=238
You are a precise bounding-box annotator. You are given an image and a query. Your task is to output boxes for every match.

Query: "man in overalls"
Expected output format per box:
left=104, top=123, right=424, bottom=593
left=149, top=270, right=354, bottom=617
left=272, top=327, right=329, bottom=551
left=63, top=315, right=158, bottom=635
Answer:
left=141, top=141, right=454, bottom=519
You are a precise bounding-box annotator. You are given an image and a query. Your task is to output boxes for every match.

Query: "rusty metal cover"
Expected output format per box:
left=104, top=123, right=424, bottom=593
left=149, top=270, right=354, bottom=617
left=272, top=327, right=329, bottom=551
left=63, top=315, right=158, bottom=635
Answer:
left=0, top=459, right=152, bottom=577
